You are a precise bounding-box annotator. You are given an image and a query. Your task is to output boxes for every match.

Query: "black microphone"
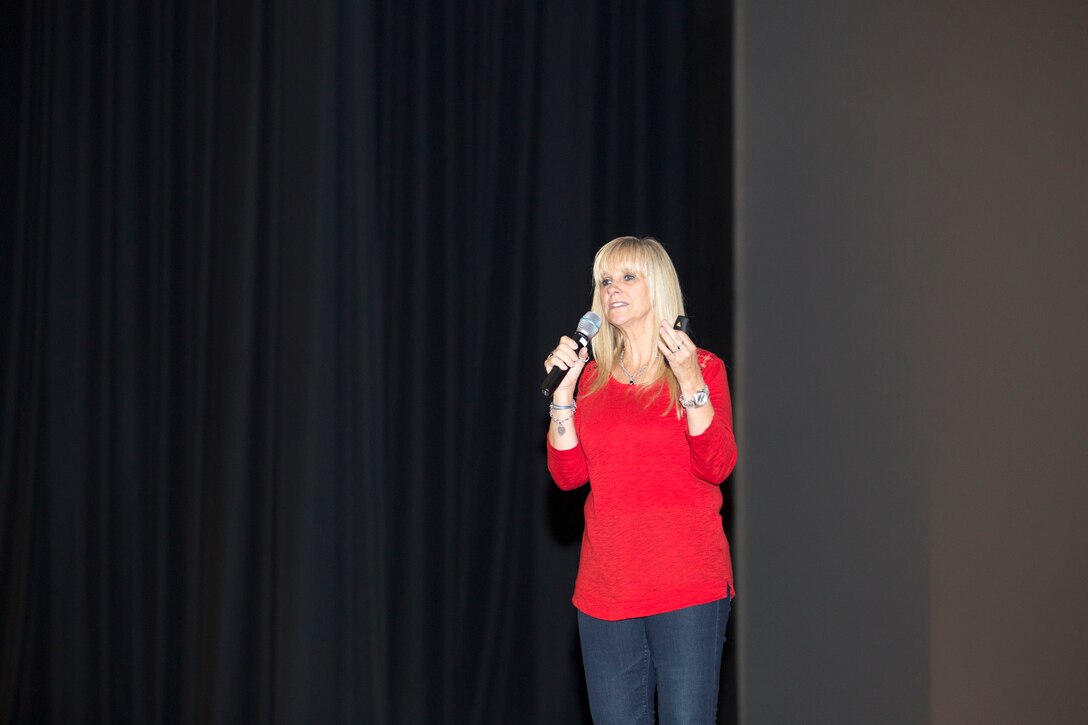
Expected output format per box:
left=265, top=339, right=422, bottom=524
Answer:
left=540, top=311, right=602, bottom=397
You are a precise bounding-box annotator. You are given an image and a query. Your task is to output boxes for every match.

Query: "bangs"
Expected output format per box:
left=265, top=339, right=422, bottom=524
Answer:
left=593, top=237, right=655, bottom=282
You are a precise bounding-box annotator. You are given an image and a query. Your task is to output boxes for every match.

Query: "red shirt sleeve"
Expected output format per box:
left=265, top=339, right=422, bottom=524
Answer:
left=547, top=440, right=589, bottom=490
left=685, top=354, right=738, bottom=484
left=545, top=362, right=594, bottom=490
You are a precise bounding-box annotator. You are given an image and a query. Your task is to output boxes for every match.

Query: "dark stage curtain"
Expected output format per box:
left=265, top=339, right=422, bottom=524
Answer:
left=1, top=1, right=733, bottom=722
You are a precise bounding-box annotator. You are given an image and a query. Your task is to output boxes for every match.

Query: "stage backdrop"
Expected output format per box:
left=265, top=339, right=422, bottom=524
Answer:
left=1, top=2, right=734, bottom=723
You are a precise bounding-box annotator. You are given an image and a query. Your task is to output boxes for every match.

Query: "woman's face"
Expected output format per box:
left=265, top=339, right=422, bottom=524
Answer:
left=598, top=257, right=653, bottom=331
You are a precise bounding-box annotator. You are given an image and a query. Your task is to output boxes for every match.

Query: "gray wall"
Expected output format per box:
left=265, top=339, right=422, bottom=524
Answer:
left=734, top=1, right=1088, bottom=723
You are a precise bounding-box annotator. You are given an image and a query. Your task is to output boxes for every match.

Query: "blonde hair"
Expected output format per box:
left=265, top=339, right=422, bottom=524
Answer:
left=584, top=236, right=686, bottom=415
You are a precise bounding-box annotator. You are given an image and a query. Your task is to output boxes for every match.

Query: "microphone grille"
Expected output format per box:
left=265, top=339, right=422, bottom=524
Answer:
left=577, top=312, right=602, bottom=337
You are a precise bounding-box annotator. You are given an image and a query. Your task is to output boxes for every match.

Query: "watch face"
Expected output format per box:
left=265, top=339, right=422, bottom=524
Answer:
left=682, top=387, right=710, bottom=408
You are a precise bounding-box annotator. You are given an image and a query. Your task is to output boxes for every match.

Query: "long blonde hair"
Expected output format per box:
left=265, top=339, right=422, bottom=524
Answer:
left=584, top=236, right=686, bottom=415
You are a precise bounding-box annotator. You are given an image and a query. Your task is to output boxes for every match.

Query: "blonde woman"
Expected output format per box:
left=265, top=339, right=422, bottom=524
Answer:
left=544, top=236, right=738, bottom=724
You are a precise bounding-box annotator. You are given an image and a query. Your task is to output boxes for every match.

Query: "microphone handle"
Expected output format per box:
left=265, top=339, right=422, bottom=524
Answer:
left=539, top=331, right=591, bottom=397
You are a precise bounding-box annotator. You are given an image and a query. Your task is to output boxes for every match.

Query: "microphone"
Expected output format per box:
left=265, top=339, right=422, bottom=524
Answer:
left=540, top=311, right=602, bottom=397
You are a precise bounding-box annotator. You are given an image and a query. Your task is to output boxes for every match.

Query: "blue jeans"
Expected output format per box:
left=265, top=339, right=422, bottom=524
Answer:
left=577, top=598, right=731, bottom=725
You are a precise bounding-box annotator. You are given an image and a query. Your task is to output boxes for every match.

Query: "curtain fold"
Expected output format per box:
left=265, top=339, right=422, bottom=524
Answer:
left=1, top=1, right=733, bottom=722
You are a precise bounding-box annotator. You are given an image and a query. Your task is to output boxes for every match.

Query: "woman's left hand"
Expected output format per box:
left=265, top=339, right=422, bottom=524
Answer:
left=657, top=319, right=701, bottom=387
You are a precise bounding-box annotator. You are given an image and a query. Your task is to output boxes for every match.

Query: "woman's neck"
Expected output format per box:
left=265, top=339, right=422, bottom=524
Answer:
left=619, top=325, right=657, bottom=369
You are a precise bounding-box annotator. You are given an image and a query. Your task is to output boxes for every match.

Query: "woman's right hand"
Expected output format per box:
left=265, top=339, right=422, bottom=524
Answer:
left=544, top=336, right=590, bottom=400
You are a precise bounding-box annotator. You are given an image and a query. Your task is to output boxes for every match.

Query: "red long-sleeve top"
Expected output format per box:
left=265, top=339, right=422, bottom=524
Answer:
left=547, top=350, right=738, bottom=620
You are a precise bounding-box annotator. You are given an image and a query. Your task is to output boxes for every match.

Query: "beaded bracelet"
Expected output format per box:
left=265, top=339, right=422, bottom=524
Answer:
left=548, top=402, right=577, bottom=435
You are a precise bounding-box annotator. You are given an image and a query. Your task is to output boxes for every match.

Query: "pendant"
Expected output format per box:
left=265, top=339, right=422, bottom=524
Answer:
left=557, top=423, right=566, bottom=435
left=628, top=380, right=635, bottom=385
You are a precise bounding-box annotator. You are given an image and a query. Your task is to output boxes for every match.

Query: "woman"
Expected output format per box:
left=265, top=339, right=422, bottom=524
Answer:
left=544, top=236, right=738, bottom=724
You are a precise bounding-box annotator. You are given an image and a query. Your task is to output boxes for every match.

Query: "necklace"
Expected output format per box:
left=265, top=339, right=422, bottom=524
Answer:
left=619, top=346, right=657, bottom=385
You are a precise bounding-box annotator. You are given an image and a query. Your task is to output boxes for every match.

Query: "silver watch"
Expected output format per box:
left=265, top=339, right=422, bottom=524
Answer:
left=680, top=385, right=710, bottom=409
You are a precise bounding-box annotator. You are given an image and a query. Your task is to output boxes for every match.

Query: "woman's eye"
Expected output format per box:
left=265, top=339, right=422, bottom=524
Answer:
left=623, top=274, right=636, bottom=282
left=600, top=278, right=612, bottom=287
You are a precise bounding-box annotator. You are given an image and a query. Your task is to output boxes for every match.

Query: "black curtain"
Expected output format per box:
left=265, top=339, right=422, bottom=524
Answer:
left=1, top=1, right=733, bottom=722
